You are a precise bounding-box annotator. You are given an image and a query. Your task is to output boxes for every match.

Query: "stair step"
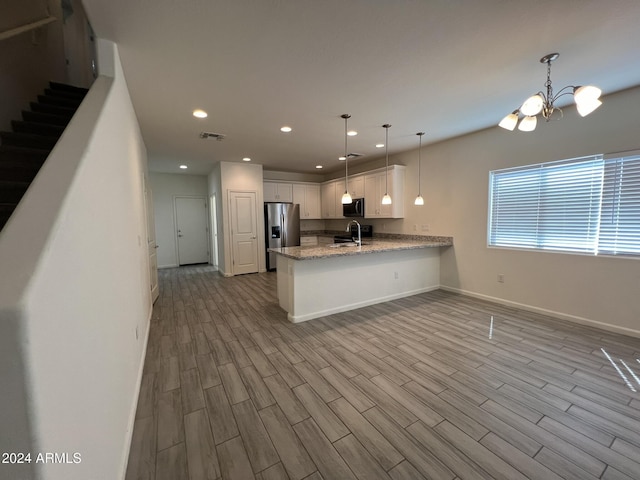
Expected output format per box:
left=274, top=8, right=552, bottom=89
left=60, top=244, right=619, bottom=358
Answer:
left=30, top=102, right=76, bottom=117
left=0, top=204, right=16, bottom=230
left=11, top=120, right=65, bottom=137
left=0, top=131, right=59, bottom=150
left=49, top=81, right=89, bottom=95
left=0, top=180, right=31, bottom=204
left=44, top=87, right=86, bottom=101
left=22, top=110, right=72, bottom=126
left=37, top=94, right=83, bottom=109
left=0, top=145, right=50, bottom=161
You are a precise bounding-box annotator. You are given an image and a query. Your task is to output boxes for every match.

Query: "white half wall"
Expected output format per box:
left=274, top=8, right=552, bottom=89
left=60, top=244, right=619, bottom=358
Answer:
left=0, top=39, right=151, bottom=480
left=149, top=172, right=209, bottom=268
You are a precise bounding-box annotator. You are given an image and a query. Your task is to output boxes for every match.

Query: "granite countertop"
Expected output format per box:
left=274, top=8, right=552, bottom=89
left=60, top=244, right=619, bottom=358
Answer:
left=270, top=236, right=453, bottom=260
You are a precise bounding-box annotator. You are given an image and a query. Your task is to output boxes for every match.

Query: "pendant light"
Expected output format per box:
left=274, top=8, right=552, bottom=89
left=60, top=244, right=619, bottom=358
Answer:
left=340, top=114, right=352, bottom=204
left=381, top=124, right=392, bottom=205
left=498, top=53, right=602, bottom=132
left=414, top=131, right=425, bottom=206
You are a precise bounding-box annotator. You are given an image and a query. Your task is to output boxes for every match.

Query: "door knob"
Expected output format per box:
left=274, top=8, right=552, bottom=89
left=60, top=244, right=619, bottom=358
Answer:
left=250, top=236, right=257, bottom=239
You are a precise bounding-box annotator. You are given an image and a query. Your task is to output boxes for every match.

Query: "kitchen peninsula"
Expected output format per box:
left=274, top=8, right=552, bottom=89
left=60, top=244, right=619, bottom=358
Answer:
left=270, top=236, right=452, bottom=322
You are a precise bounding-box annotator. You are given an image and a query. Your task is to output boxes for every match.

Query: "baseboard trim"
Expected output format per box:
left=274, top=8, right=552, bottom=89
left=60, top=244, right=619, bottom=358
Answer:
left=158, top=264, right=178, bottom=269
left=440, top=286, right=640, bottom=339
left=120, top=306, right=152, bottom=479
left=288, top=285, right=440, bottom=323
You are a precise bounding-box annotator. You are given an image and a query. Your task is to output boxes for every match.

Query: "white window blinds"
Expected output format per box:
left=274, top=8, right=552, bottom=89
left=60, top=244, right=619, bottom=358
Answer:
left=488, top=151, right=640, bottom=257
left=599, top=153, right=640, bottom=255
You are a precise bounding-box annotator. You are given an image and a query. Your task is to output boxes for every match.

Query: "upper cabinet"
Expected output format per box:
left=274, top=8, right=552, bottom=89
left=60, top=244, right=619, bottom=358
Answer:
left=346, top=175, right=365, bottom=199
left=364, top=165, right=405, bottom=218
left=293, top=183, right=321, bottom=219
left=264, top=182, right=293, bottom=202
left=321, top=180, right=339, bottom=218
left=266, top=165, right=405, bottom=220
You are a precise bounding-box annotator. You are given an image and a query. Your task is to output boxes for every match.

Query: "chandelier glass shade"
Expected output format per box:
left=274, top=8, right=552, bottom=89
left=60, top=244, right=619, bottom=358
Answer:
left=499, top=53, right=602, bottom=132
left=340, top=114, right=353, bottom=205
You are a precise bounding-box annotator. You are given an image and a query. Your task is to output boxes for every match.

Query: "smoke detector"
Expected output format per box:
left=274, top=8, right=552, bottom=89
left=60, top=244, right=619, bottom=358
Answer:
left=199, top=131, right=226, bottom=141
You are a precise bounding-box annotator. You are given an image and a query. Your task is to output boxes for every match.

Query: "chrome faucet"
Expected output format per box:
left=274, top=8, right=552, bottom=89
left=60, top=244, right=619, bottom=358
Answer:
left=346, top=219, right=362, bottom=246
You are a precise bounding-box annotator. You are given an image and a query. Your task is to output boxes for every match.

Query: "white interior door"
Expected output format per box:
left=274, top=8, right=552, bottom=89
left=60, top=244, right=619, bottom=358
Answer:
left=229, top=191, right=259, bottom=275
left=175, top=197, right=209, bottom=266
left=144, top=175, right=159, bottom=302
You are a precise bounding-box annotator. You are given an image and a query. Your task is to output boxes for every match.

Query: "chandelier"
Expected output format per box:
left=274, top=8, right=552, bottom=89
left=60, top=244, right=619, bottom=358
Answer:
left=499, top=53, right=602, bottom=132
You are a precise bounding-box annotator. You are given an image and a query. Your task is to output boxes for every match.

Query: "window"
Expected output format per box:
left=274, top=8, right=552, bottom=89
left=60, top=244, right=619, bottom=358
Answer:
left=488, top=151, right=640, bottom=257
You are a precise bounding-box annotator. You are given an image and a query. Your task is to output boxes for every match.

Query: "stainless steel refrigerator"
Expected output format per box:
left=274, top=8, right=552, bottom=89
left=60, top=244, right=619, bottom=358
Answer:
left=265, top=202, right=300, bottom=271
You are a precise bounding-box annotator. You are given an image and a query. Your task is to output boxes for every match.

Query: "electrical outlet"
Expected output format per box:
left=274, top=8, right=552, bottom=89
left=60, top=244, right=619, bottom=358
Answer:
left=135, top=326, right=139, bottom=340
left=413, top=224, right=418, bottom=231
left=497, top=274, right=504, bottom=283
left=422, top=224, right=430, bottom=232
left=383, top=223, right=387, bottom=230
left=394, top=271, right=399, bottom=279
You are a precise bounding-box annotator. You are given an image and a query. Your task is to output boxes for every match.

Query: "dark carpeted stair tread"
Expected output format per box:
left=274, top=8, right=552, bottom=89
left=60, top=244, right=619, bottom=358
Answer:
left=37, top=94, right=84, bottom=108
left=0, top=180, right=31, bottom=204
left=0, top=162, right=42, bottom=182
left=44, top=87, right=86, bottom=101
left=22, top=110, right=72, bottom=126
left=30, top=102, right=77, bottom=117
left=1, top=131, right=59, bottom=150
left=49, top=81, right=89, bottom=95
left=11, top=120, right=65, bottom=137
left=0, top=204, right=16, bottom=229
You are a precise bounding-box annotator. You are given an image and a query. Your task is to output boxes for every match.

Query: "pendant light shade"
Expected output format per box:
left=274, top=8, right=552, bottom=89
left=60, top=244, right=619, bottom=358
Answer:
left=414, top=131, right=425, bottom=206
left=340, top=114, right=353, bottom=204
left=381, top=124, right=392, bottom=205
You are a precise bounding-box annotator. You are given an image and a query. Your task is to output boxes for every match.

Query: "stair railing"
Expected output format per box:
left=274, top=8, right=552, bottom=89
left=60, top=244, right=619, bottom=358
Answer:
left=0, top=16, right=56, bottom=42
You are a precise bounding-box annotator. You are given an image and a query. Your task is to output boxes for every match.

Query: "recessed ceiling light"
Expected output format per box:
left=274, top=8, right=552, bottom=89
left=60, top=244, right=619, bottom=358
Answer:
left=192, top=109, right=208, bottom=118
left=347, top=130, right=358, bottom=136
left=338, top=156, right=346, bottom=161
left=179, top=165, right=188, bottom=169
left=315, top=165, right=323, bottom=169
left=242, top=157, right=251, bottom=162
left=280, top=126, right=292, bottom=133
left=376, top=143, right=384, bottom=148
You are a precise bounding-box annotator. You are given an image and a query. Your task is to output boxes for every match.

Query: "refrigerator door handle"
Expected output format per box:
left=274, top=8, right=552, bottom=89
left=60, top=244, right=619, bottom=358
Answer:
left=281, top=213, right=286, bottom=245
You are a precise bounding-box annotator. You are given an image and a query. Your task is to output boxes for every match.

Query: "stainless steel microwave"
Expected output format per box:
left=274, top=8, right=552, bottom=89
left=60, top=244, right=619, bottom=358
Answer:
left=343, top=198, right=364, bottom=217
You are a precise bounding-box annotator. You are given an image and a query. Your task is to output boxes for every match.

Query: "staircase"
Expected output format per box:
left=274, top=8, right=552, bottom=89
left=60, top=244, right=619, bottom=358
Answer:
left=0, top=82, right=88, bottom=231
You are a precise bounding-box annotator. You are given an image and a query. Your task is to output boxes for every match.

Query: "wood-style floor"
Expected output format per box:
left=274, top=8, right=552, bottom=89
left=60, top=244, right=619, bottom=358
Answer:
left=126, top=265, right=640, bottom=480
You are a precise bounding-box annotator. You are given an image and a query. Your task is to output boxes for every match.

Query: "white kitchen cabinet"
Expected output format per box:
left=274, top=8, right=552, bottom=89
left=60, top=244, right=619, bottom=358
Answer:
left=321, top=179, right=347, bottom=219
left=346, top=175, right=365, bottom=199
left=264, top=182, right=293, bottom=202
left=292, top=183, right=321, bottom=219
left=364, top=165, right=405, bottom=218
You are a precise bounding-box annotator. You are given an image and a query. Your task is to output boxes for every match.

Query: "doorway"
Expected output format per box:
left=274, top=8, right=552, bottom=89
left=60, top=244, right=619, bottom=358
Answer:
left=174, top=196, right=209, bottom=266
left=228, top=191, right=259, bottom=275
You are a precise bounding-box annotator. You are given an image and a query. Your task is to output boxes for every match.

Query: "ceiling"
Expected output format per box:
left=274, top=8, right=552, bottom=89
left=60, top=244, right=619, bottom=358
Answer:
left=81, top=0, right=640, bottom=176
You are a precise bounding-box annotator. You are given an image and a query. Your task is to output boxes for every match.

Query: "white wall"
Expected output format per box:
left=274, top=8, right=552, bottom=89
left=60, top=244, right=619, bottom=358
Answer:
left=149, top=172, right=209, bottom=268
left=0, top=40, right=151, bottom=480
